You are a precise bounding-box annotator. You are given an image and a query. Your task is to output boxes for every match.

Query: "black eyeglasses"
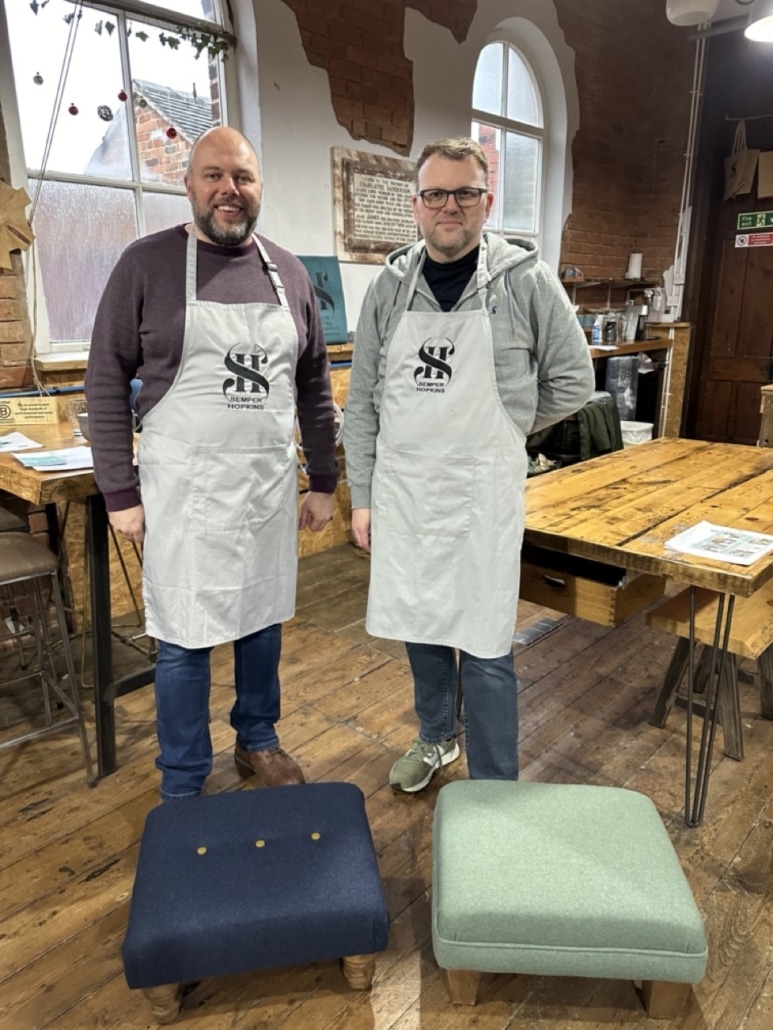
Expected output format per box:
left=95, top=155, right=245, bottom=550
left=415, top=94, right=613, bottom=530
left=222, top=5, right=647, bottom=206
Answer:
left=417, top=188, right=488, bottom=209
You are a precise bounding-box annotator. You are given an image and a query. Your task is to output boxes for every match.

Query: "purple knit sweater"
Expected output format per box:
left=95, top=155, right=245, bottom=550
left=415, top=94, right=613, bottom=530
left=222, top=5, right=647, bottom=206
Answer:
left=85, top=226, right=339, bottom=511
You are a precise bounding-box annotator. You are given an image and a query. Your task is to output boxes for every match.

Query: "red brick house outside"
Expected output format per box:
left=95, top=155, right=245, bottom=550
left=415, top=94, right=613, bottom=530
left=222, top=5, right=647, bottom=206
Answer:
left=88, top=79, right=217, bottom=183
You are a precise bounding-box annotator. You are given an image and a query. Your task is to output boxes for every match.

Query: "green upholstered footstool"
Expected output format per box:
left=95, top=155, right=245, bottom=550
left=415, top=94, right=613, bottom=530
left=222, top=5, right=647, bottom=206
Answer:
left=432, top=781, right=708, bottom=1018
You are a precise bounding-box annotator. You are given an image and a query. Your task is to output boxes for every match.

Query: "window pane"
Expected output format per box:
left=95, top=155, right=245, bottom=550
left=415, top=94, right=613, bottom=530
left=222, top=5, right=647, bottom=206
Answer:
left=472, top=43, right=503, bottom=116
left=31, top=180, right=137, bottom=344
left=136, top=1, right=222, bottom=17
left=473, top=121, right=502, bottom=230
left=506, top=48, right=541, bottom=127
left=128, top=20, right=221, bottom=186
left=502, top=132, right=540, bottom=234
left=7, top=1, right=132, bottom=177
left=144, top=192, right=192, bottom=236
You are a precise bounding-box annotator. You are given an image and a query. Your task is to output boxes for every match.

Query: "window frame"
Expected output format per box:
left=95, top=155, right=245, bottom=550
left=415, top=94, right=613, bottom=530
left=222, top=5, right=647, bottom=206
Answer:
left=471, top=39, right=546, bottom=246
left=0, top=0, right=235, bottom=355
left=468, top=16, right=576, bottom=273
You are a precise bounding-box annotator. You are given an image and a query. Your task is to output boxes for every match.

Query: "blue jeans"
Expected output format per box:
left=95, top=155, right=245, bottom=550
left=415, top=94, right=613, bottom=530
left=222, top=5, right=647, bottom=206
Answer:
left=154, top=623, right=282, bottom=801
left=404, top=642, right=519, bottom=780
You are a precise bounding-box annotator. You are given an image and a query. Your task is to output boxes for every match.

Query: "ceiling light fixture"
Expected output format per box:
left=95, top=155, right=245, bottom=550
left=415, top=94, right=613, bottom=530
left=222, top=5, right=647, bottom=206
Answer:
left=666, top=0, right=719, bottom=26
left=744, top=0, right=773, bottom=41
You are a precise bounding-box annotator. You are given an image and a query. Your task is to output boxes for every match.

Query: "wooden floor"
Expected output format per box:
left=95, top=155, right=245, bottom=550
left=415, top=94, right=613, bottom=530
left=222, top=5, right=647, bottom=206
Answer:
left=1, top=543, right=772, bottom=1030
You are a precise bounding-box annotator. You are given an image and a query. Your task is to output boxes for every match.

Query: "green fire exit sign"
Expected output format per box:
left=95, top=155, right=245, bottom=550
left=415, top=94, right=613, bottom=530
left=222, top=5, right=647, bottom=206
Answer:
left=738, top=211, right=773, bottom=230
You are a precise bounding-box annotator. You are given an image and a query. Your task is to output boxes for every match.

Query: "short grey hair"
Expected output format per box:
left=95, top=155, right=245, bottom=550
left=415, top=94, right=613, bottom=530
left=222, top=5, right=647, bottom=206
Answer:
left=415, top=137, right=489, bottom=187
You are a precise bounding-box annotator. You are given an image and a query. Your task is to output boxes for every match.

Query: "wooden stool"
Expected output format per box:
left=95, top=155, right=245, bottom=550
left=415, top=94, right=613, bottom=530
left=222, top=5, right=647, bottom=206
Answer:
left=646, top=585, right=773, bottom=761
left=758, top=383, right=773, bottom=447
left=0, top=532, right=95, bottom=785
left=122, top=783, right=389, bottom=1024
left=0, top=502, right=30, bottom=666
left=432, top=781, right=707, bottom=1018
left=0, top=506, right=27, bottom=533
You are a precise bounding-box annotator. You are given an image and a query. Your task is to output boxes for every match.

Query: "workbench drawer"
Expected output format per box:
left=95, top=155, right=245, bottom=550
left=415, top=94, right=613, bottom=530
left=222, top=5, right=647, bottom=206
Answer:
left=519, top=544, right=666, bottom=628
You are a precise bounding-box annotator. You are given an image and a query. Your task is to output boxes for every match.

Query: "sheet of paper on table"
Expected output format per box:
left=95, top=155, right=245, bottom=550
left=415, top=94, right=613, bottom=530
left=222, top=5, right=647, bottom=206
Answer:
left=665, top=520, right=773, bottom=566
left=12, top=446, right=94, bottom=471
left=0, top=431, right=43, bottom=452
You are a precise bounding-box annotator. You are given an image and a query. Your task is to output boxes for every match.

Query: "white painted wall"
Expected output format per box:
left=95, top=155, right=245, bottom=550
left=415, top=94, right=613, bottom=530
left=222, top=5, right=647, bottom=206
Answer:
left=248, top=0, right=579, bottom=331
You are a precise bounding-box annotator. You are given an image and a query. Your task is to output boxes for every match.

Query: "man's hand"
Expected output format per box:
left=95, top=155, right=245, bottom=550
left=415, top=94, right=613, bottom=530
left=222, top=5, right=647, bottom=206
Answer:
left=298, top=491, right=335, bottom=532
left=109, top=504, right=145, bottom=544
left=350, top=507, right=371, bottom=551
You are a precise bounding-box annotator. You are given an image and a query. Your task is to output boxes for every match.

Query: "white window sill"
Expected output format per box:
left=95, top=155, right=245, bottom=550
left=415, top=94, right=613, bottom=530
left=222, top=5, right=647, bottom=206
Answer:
left=34, top=352, right=88, bottom=373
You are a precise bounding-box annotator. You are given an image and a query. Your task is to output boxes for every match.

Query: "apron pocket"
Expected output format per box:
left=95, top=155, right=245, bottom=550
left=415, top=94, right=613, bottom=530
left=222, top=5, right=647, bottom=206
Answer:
left=191, top=445, right=294, bottom=530
left=376, top=451, right=476, bottom=538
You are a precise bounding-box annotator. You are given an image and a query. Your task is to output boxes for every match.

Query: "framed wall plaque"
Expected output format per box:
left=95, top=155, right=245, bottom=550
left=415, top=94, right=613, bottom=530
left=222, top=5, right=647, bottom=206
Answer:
left=333, top=148, right=417, bottom=264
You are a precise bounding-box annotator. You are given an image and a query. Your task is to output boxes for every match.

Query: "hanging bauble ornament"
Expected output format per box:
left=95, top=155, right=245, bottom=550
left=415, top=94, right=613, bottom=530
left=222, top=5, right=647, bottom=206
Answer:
left=138, top=97, right=147, bottom=108
left=118, top=89, right=128, bottom=102
left=97, top=105, right=114, bottom=122
left=68, top=102, right=79, bottom=115
left=166, top=127, right=177, bottom=140
left=33, top=72, right=44, bottom=85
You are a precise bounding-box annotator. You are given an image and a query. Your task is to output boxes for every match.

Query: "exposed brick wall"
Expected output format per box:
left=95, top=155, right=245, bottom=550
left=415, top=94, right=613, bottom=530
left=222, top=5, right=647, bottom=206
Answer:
left=281, top=0, right=478, bottom=154
left=280, top=0, right=693, bottom=283
left=134, top=106, right=191, bottom=185
left=554, top=0, right=693, bottom=283
left=0, top=262, right=33, bottom=389
left=0, top=127, right=33, bottom=388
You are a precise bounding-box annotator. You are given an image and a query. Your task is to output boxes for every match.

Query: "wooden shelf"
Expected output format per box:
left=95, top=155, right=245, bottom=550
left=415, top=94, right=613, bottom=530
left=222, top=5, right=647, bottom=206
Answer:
left=564, top=278, right=658, bottom=308
left=572, top=278, right=657, bottom=291
left=588, top=338, right=669, bottom=359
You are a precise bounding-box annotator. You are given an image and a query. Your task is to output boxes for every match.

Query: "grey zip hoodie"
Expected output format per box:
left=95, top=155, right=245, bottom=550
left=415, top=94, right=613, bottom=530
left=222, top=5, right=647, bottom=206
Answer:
left=343, top=233, right=595, bottom=508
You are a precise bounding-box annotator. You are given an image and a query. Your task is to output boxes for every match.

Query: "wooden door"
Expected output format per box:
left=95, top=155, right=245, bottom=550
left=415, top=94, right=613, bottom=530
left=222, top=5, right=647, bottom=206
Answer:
left=694, top=229, right=773, bottom=444
left=685, top=31, right=773, bottom=446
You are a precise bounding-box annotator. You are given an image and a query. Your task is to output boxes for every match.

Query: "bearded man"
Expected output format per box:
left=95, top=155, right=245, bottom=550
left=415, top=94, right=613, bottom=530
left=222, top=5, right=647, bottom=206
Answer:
left=86, top=127, right=338, bottom=800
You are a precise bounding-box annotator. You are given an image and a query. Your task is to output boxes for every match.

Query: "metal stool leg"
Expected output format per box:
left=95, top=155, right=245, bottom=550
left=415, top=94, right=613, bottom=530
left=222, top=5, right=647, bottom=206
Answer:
left=50, top=574, right=95, bottom=786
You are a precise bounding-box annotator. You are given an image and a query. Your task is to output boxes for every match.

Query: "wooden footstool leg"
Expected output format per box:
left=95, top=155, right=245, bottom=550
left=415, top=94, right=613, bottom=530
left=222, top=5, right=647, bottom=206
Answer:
left=446, top=968, right=482, bottom=1005
left=142, top=983, right=182, bottom=1024
left=650, top=637, right=689, bottom=726
left=716, top=653, right=743, bottom=761
left=341, top=953, right=376, bottom=990
left=639, top=979, right=691, bottom=1018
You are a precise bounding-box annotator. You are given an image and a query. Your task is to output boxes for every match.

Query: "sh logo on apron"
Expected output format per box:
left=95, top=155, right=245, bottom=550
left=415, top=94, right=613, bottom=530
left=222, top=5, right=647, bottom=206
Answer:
left=223, top=343, right=270, bottom=408
left=414, top=338, right=455, bottom=392
left=367, top=238, right=528, bottom=659
left=139, top=232, right=299, bottom=649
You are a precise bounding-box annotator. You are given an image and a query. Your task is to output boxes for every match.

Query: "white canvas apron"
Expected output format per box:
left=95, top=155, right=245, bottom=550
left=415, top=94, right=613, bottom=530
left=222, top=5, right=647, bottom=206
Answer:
left=139, top=231, right=299, bottom=648
left=367, top=240, right=527, bottom=659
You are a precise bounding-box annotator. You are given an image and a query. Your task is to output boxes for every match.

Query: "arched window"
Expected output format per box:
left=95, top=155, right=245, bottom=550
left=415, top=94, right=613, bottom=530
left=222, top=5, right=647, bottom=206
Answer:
left=472, top=41, right=544, bottom=245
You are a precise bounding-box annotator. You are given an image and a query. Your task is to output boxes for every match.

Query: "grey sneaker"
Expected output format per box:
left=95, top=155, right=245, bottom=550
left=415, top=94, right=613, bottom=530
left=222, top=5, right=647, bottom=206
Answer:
left=389, top=737, right=460, bottom=793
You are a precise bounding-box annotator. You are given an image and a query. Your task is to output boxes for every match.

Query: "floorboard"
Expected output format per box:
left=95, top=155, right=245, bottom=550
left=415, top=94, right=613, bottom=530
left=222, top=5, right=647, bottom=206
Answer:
left=1, top=542, right=771, bottom=1029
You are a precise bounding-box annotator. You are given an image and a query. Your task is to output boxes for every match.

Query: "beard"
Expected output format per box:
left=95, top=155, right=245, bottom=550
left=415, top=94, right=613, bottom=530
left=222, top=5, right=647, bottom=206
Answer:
left=423, top=221, right=478, bottom=261
left=192, top=200, right=259, bottom=248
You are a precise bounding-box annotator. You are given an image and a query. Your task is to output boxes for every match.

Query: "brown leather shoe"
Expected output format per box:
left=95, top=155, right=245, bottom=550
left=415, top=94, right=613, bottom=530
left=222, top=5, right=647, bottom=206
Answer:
left=234, top=745, right=306, bottom=787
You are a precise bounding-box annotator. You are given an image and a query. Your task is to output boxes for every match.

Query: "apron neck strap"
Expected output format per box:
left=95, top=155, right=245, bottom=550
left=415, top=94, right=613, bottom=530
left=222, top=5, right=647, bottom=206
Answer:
left=253, top=235, right=291, bottom=310
left=185, top=229, right=198, bottom=302
left=475, top=234, right=491, bottom=299
left=185, top=229, right=290, bottom=310
left=405, top=243, right=426, bottom=307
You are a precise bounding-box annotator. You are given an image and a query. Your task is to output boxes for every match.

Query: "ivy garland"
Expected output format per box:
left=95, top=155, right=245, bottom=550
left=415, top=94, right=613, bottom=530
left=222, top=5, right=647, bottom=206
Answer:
left=29, top=2, right=234, bottom=61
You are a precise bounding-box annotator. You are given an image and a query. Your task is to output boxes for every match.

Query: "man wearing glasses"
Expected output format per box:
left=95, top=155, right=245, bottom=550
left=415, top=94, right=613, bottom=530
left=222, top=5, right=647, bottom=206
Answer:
left=343, top=137, right=594, bottom=793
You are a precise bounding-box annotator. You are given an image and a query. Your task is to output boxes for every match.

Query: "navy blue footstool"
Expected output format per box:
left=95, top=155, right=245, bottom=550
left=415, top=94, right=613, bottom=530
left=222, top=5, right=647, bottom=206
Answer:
left=122, top=782, right=390, bottom=1024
